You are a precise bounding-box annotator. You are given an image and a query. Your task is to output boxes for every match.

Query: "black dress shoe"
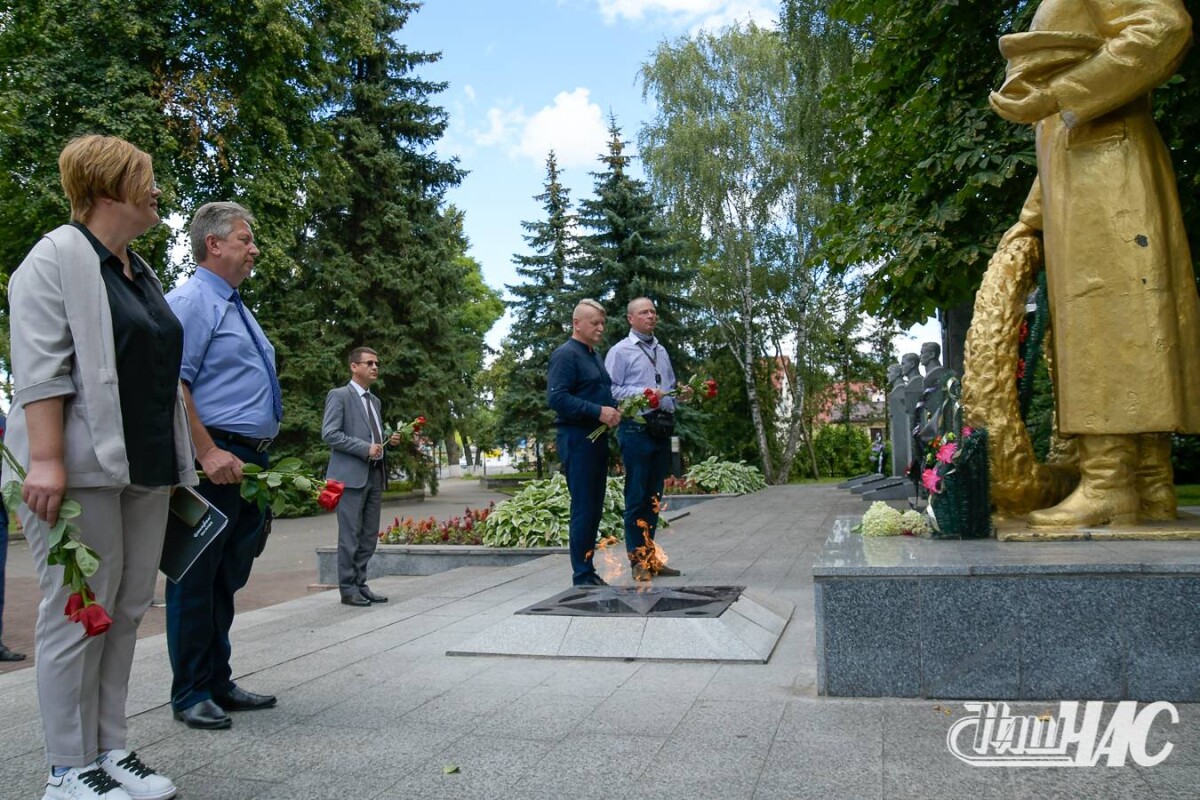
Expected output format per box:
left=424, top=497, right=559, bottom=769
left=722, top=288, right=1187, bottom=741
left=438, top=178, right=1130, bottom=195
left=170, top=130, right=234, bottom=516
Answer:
left=654, top=565, right=682, bottom=577
left=214, top=686, right=277, bottom=712
left=358, top=586, right=388, bottom=603
left=573, top=573, right=608, bottom=586
left=173, top=699, right=232, bottom=730
left=0, top=643, right=26, bottom=662
left=341, top=592, right=370, bottom=607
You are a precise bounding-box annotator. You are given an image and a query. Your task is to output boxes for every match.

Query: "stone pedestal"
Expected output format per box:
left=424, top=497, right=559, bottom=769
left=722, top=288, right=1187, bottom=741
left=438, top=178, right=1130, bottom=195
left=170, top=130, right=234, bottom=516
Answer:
left=814, top=516, right=1200, bottom=700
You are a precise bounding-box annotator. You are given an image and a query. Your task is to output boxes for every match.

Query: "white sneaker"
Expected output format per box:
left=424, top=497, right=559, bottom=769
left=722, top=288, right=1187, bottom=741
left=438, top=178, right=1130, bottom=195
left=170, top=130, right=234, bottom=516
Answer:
left=42, top=766, right=132, bottom=800
left=97, top=751, right=176, bottom=800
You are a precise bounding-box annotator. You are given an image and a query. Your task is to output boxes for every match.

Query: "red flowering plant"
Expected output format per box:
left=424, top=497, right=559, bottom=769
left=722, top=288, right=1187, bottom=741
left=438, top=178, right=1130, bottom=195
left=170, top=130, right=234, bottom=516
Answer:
left=200, top=456, right=343, bottom=515
left=379, top=502, right=495, bottom=545
left=1, top=443, right=111, bottom=636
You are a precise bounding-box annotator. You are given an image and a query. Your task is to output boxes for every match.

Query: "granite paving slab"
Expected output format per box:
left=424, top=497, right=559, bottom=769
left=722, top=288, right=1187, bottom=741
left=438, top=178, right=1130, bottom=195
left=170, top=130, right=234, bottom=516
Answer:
left=0, top=484, right=1195, bottom=799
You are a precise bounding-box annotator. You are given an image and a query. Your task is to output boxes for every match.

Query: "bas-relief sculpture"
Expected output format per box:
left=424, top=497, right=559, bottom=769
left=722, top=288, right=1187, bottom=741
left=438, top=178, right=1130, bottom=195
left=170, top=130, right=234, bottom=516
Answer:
left=963, top=0, right=1200, bottom=535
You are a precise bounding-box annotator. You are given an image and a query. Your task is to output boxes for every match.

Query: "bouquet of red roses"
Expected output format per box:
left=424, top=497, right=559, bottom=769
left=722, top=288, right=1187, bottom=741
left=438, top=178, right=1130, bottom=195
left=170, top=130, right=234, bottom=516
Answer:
left=589, top=388, right=658, bottom=441
left=384, top=415, right=427, bottom=443
left=673, top=374, right=718, bottom=403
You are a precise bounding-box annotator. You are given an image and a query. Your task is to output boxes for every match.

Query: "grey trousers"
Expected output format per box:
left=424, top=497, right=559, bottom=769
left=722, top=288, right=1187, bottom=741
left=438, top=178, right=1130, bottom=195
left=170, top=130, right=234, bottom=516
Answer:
left=22, top=484, right=170, bottom=766
left=336, top=466, right=384, bottom=595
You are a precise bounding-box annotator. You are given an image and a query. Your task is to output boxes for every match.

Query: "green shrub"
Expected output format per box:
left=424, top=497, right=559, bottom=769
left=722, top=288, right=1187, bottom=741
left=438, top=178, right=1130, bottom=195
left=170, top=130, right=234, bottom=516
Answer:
left=684, top=457, right=767, bottom=494
left=811, top=424, right=873, bottom=478
left=481, top=475, right=625, bottom=547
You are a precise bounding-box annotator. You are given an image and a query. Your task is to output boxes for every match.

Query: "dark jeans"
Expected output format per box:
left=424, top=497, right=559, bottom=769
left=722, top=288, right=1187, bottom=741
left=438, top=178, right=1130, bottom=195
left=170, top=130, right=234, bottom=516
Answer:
left=166, top=442, right=268, bottom=711
left=557, top=426, right=609, bottom=584
left=0, top=510, right=7, bottom=641
left=618, top=421, right=671, bottom=554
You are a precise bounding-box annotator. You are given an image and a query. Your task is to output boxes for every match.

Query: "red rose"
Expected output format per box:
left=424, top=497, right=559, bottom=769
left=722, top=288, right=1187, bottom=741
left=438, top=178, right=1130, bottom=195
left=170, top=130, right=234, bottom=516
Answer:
left=643, top=388, right=660, bottom=409
left=70, top=600, right=112, bottom=637
left=64, top=590, right=92, bottom=618
left=704, top=379, right=718, bottom=399
left=318, top=479, right=345, bottom=511
left=1016, top=358, right=1026, bottom=379
left=65, top=589, right=108, bottom=636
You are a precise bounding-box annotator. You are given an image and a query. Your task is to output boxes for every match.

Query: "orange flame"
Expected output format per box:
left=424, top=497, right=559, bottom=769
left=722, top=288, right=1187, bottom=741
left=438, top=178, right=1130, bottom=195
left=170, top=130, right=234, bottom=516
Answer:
left=593, top=535, right=627, bottom=583
left=629, top=520, right=668, bottom=585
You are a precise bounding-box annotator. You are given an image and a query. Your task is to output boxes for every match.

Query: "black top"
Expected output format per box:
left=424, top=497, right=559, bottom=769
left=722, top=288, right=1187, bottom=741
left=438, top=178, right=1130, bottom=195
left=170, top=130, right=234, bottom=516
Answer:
left=74, top=223, right=183, bottom=486
left=547, top=338, right=614, bottom=427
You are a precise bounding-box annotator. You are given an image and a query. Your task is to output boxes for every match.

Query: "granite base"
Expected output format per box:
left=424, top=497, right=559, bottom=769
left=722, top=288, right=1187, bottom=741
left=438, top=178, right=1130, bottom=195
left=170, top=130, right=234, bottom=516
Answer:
left=814, top=516, right=1200, bottom=701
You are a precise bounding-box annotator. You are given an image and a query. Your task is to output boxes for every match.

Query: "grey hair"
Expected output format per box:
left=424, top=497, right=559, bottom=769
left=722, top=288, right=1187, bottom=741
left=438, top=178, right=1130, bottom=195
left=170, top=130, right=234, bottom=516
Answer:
left=190, top=201, right=256, bottom=262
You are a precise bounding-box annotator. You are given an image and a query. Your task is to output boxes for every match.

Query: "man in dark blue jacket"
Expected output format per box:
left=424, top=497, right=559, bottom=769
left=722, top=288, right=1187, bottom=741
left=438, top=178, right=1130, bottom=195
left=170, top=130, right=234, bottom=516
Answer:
left=547, top=299, right=621, bottom=585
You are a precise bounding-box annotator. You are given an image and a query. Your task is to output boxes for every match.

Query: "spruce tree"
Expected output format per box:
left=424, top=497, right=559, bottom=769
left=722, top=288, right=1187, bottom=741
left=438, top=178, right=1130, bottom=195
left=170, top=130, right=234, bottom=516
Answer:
left=268, top=0, right=466, bottom=488
left=574, top=118, right=695, bottom=360
left=496, top=152, right=578, bottom=474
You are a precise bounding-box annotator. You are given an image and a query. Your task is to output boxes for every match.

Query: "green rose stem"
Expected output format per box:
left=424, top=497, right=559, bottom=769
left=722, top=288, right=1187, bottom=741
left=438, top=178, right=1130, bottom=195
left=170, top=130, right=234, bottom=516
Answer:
left=0, top=442, right=103, bottom=614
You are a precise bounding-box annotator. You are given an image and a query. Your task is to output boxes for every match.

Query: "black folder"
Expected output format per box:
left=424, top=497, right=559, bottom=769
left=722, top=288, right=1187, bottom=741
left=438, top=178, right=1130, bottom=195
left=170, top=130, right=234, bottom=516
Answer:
left=160, top=486, right=228, bottom=583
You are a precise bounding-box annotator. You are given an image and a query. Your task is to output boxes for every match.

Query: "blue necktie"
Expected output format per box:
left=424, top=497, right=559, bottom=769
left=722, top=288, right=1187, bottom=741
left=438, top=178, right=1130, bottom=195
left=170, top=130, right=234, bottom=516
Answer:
left=231, top=290, right=283, bottom=421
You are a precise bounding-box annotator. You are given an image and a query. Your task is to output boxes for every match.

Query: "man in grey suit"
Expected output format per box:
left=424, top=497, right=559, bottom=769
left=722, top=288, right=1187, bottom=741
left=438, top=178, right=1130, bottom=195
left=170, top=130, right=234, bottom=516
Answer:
left=322, top=347, right=402, bottom=606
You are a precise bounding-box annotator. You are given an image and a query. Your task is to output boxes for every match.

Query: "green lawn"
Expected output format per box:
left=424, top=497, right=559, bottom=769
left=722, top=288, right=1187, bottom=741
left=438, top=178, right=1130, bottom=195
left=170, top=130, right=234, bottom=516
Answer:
left=1176, top=484, right=1200, bottom=506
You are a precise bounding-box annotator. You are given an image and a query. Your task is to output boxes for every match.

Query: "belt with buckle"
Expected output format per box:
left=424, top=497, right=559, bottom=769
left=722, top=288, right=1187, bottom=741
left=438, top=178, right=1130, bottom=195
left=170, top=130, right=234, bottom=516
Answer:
left=206, top=426, right=274, bottom=453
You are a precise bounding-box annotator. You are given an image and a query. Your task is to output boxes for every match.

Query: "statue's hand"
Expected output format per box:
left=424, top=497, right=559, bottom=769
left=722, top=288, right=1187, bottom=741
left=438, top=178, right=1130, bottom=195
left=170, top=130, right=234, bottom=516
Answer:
left=999, top=220, right=1039, bottom=249
left=989, top=85, right=1057, bottom=125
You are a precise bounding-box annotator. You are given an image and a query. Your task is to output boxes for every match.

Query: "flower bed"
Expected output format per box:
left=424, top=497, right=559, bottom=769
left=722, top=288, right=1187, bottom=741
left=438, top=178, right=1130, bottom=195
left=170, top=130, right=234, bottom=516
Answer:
left=379, top=503, right=493, bottom=545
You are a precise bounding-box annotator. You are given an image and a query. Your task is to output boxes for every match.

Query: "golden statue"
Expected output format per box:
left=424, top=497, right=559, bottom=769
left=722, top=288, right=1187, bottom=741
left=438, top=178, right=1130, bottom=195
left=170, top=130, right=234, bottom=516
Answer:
left=971, top=0, right=1200, bottom=530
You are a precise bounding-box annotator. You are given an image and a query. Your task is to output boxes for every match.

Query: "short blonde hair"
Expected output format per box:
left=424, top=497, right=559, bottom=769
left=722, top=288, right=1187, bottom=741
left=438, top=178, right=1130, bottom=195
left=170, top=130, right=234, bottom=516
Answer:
left=58, top=135, right=155, bottom=223
left=574, top=299, right=606, bottom=320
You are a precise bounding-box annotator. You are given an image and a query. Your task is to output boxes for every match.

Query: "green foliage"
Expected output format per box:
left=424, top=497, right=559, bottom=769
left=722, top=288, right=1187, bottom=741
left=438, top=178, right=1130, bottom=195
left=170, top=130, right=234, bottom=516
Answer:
left=684, top=349, right=771, bottom=469
left=1172, top=436, right=1200, bottom=485
left=575, top=118, right=695, bottom=360
left=815, top=0, right=1200, bottom=323
left=639, top=20, right=854, bottom=483
left=497, top=153, right=576, bottom=456
left=259, top=0, right=469, bottom=491
left=810, top=424, right=874, bottom=478
left=815, top=0, right=1040, bottom=325
left=684, top=457, right=767, bottom=494
left=480, top=475, right=624, bottom=548
left=0, top=0, right=476, bottom=496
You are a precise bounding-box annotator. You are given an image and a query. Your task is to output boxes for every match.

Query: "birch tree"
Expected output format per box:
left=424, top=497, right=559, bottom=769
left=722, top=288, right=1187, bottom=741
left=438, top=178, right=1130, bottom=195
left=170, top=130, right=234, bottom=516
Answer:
left=639, top=19, right=851, bottom=482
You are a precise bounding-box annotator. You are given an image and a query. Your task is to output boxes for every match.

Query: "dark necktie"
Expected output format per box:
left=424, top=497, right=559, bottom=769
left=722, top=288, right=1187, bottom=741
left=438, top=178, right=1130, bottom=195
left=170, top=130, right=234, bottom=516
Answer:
left=363, top=392, right=382, bottom=444
left=231, top=290, right=283, bottom=421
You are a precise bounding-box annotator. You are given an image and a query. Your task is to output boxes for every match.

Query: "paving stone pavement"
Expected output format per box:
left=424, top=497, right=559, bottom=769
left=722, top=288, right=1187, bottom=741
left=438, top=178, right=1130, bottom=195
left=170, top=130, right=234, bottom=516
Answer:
left=1, top=483, right=1197, bottom=799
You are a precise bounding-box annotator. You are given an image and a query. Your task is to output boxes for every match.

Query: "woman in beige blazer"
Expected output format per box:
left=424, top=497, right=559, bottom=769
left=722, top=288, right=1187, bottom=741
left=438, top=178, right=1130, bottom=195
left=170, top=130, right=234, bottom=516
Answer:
left=4, top=135, right=195, bottom=800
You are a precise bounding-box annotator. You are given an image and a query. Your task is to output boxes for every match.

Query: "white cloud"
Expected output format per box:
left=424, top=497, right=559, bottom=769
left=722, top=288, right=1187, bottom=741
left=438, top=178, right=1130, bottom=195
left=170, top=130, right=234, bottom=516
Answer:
left=473, top=105, right=527, bottom=148
left=594, top=0, right=776, bottom=31
left=516, top=88, right=609, bottom=169
left=463, top=84, right=476, bottom=102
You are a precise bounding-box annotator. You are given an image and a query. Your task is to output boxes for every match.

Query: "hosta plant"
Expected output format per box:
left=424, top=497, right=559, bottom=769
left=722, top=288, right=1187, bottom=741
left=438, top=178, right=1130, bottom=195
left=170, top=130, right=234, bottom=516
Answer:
left=481, top=475, right=625, bottom=548
left=684, top=457, right=767, bottom=495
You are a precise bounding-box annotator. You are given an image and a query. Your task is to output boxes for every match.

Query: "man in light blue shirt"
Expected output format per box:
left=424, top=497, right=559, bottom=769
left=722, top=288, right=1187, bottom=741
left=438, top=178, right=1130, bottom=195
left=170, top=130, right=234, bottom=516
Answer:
left=604, top=297, right=684, bottom=581
left=165, top=202, right=281, bottom=730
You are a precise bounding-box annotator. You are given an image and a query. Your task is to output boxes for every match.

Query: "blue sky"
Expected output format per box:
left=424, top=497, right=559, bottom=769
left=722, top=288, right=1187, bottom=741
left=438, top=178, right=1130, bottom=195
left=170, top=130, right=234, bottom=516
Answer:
left=401, top=0, right=937, bottom=353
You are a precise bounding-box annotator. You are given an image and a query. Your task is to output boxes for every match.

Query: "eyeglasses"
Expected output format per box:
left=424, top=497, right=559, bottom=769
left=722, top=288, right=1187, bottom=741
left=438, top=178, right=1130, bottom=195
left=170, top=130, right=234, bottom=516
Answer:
left=355, top=360, right=380, bottom=367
